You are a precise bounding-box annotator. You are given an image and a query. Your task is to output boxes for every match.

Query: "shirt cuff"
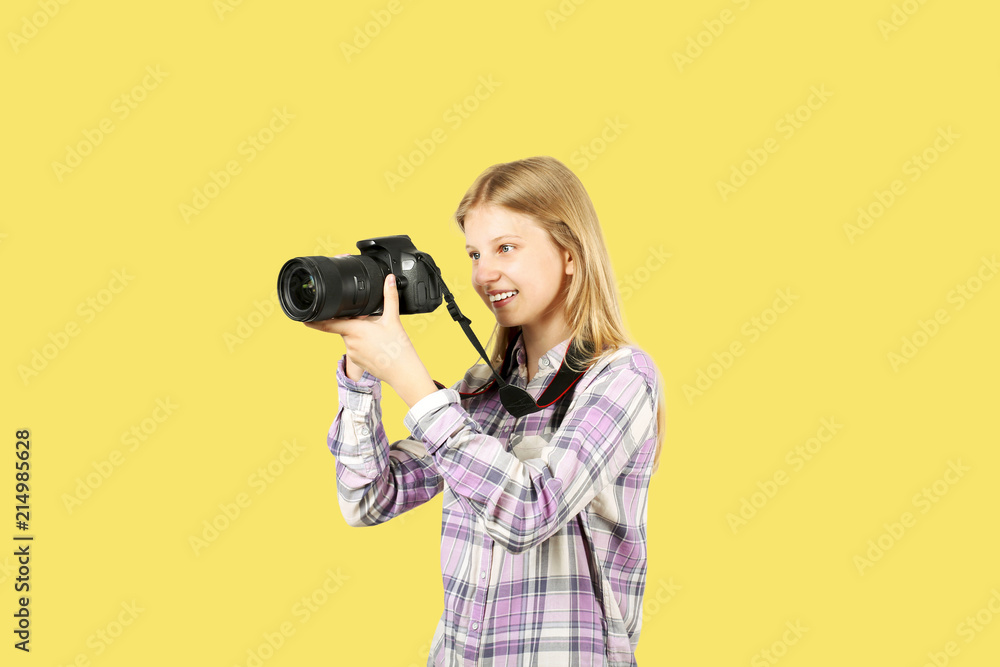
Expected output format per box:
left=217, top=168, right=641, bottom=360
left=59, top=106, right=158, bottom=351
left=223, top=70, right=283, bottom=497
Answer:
left=336, top=354, right=381, bottom=410
left=403, top=388, right=474, bottom=456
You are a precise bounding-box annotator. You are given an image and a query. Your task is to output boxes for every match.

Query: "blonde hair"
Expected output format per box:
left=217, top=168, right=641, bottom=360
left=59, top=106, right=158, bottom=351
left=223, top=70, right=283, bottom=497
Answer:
left=453, top=156, right=666, bottom=474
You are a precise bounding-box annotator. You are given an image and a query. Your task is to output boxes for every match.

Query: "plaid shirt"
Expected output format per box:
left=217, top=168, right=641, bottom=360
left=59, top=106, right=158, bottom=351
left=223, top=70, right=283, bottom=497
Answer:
left=328, top=335, right=660, bottom=666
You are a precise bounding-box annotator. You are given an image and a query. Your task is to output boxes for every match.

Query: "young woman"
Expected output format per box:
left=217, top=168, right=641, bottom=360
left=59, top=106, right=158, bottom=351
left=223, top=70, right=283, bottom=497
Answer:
left=306, top=156, right=666, bottom=666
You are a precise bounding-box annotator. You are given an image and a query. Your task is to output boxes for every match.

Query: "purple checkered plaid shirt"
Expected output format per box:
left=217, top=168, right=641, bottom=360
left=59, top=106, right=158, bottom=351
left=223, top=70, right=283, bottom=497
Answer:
left=328, top=335, right=660, bottom=666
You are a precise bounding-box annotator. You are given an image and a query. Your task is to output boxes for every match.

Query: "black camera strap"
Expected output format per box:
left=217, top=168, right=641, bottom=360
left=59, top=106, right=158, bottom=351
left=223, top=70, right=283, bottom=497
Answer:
left=415, top=253, right=591, bottom=419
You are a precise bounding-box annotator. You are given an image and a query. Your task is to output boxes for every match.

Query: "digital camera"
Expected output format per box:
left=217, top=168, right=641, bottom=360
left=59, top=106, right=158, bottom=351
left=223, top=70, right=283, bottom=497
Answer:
left=277, top=235, right=442, bottom=322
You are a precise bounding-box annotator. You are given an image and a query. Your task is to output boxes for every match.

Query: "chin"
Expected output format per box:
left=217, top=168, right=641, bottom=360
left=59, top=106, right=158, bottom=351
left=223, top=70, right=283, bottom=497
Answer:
left=494, top=312, right=521, bottom=328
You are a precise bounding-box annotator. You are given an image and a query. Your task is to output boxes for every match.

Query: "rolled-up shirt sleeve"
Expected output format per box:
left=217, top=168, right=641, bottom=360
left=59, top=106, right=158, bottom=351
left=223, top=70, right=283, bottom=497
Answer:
left=328, top=354, right=445, bottom=527
left=403, top=354, right=657, bottom=554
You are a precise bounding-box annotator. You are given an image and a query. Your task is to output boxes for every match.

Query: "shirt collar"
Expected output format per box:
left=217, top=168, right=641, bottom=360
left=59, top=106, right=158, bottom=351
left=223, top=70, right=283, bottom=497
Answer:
left=513, top=333, right=573, bottom=373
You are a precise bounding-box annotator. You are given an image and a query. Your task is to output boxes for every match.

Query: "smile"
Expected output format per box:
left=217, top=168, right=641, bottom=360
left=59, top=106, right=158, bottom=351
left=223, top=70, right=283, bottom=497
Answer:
left=489, top=290, right=518, bottom=307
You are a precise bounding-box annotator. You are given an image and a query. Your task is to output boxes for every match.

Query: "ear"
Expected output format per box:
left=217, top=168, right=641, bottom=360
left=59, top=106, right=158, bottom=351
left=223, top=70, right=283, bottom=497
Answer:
left=563, top=249, right=574, bottom=276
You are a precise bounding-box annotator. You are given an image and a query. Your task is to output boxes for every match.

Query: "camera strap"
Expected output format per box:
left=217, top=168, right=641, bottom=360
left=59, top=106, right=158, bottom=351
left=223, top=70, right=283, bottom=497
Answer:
left=415, top=252, right=591, bottom=419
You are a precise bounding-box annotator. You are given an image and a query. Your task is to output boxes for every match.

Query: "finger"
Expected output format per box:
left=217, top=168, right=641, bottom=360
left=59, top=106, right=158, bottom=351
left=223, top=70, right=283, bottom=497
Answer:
left=381, top=273, right=400, bottom=319
left=304, top=318, right=350, bottom=334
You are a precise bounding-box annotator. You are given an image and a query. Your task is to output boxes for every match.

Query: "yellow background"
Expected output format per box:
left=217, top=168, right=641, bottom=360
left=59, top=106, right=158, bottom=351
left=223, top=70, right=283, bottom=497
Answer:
left=2, top=0, right=998, bottom=665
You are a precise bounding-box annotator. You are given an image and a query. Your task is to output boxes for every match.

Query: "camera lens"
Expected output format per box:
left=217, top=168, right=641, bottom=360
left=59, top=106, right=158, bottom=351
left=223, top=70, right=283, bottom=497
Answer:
left=277, top=255, right=384, bottom=321
left=289, top=269, right=316, bottom=310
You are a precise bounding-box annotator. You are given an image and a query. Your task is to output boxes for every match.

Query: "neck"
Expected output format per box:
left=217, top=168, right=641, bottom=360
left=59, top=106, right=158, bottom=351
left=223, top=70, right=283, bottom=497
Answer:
left=520, top=317, right=572, bottom=382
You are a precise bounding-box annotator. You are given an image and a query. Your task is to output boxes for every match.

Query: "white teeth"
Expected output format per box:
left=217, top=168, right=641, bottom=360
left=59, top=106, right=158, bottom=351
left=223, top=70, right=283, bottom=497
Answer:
left=489, top=290, right=518, bottom=302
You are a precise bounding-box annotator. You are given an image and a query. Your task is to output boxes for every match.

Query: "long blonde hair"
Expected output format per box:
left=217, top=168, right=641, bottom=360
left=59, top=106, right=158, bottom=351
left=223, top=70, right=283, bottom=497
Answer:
left=453, top=156, right=666, bottom=474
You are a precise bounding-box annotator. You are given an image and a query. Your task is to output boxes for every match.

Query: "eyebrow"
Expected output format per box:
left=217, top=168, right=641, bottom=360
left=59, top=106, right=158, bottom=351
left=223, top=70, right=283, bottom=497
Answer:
left=465, top=235, right=523, bottom=251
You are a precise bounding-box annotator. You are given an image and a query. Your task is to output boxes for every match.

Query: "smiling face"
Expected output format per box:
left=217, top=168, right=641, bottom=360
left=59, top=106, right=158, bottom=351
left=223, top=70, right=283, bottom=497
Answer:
left=464, top=204, right=575, bottom=346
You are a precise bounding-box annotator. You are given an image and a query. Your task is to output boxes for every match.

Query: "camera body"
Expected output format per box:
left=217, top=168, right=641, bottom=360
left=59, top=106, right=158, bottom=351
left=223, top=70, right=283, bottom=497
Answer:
left=277, top=235, right=442, bottom=322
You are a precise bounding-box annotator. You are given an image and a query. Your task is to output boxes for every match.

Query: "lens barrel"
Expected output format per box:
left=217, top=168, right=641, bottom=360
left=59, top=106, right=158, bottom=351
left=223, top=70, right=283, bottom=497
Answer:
left=277, top=255, right=386, bottom=321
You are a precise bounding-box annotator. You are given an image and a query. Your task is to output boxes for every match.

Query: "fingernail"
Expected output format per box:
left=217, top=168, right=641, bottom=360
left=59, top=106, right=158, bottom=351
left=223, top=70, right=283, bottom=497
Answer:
left=388, top=274, right=394, bottom=286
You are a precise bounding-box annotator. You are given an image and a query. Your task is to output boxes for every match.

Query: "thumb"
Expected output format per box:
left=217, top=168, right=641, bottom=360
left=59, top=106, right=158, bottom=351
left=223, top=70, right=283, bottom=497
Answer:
left=382, top=273, right=400, bottom=317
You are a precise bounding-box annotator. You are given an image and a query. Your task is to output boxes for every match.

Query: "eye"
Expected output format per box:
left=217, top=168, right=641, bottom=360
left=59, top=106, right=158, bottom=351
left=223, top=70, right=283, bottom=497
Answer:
left=469, top=251, right=480, bottom=260
left=500, top=244, right=514, bottom=253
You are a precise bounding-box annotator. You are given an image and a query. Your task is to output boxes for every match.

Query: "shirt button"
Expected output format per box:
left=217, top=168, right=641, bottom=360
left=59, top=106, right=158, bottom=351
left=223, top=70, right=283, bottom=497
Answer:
left=540, top=357, right=549, bottom=367
left=471, top=622, right=479, bottom=631
left=359, top=426, right=370, bottom=436
left=480, top=571, right=486, bottom=579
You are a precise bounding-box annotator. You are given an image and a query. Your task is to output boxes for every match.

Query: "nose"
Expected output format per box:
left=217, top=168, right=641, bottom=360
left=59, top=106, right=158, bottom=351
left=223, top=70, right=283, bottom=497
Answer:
left=473, top=253, right=501, bottom=288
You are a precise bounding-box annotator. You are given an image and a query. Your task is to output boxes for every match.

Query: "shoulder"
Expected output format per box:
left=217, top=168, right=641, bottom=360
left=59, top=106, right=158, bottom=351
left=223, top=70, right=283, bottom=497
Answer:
left=579, top=345, right=659, bottom=405
left=454, top=361, right=499, bottom=394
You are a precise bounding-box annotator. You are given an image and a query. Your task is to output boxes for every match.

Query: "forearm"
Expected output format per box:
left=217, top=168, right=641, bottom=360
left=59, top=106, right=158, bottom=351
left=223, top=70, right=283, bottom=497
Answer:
left=401, top=390, right=582, bottom=552
left=348, top=337, right=437, bottom=408
left=392, top=364, right=439, bottom=409
left=329, top=355, right=442, bottom=525
left=379, top=349, right=439, bottom=409
left=403, top=362, right=657, bottom=553
left=345, top=354, right=365, bottom=381
left=330, top=416, right=441, bottom=526
left=428, top=418, right=602, bottom=553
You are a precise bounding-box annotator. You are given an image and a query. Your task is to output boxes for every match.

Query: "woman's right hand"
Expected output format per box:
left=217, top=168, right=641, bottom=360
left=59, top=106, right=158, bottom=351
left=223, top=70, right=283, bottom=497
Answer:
left=303, top=273, right=421, bottom=393
left=304, top=253, right=367, bottom=382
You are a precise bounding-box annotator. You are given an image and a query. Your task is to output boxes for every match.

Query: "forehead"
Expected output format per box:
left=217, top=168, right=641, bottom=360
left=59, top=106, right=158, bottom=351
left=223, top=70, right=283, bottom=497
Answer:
left=463, top=205, right=542, bottom=245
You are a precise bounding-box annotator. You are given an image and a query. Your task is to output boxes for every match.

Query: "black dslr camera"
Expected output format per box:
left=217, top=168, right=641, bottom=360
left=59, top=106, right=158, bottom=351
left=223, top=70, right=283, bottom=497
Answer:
left=277, top=235, right=442, bottom=322
left=278, top=233, right=590, bottom=419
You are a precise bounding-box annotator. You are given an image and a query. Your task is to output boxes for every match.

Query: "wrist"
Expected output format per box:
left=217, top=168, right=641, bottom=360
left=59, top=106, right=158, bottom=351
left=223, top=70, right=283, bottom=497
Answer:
left=345, top=355, right=365, bottom=381
left=338, top=354, right=378, bottom=392
left=388, top=356, right=438, bottom=408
